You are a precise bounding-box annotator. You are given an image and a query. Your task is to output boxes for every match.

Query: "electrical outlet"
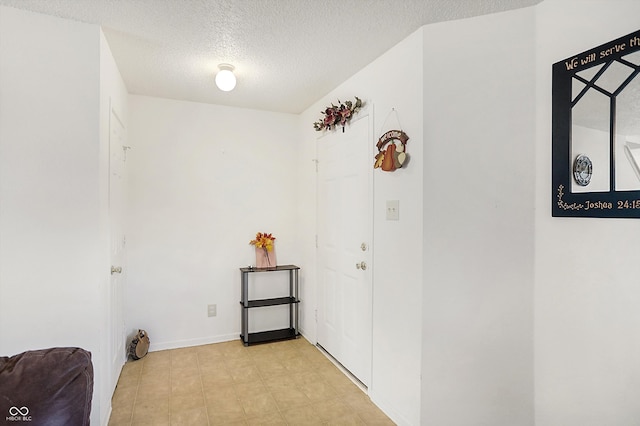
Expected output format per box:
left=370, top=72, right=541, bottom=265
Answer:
left=207, top=304, right=217, bottom=317
left=386, top=200, right=399, bottom=220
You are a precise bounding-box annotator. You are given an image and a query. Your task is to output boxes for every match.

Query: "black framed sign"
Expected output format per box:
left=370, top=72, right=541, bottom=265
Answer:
left=552, top=29, right=640, bottom=218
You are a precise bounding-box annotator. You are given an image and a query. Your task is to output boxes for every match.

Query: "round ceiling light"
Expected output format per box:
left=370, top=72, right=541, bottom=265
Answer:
left=215, top=64, right=236, bottom=91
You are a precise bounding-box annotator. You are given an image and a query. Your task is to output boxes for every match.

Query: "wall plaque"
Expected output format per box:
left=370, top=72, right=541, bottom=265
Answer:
left=552, top=29, right=640, bottom=218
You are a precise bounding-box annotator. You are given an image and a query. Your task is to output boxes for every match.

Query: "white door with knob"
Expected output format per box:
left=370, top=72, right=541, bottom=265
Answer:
left=316, top=115, right=373, bottom=386
left=109, top=104, right=127, bottom=391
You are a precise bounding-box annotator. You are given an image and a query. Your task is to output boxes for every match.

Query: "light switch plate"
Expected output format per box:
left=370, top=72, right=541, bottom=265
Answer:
left=207, top=304, right=217, bottom=317
left=386, top=200, right=399, bottom=220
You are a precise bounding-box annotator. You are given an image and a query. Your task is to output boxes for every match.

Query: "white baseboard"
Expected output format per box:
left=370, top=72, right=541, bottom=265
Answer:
left=101, top=405, right=112, bottom=426
left=368, top=388, right=410, bottom=426
left=147, top=329, right=319, bottom=353
left=148, top=333, right=239, bottom=352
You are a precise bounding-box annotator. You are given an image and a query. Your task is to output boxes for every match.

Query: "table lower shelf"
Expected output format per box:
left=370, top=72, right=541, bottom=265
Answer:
left=240, top=328, right=299, bottom=346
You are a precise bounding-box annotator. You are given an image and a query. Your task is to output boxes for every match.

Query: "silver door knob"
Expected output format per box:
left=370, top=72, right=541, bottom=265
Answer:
left=355, top=261, right=367, bottom=270
left=111, top=266, right=122, bottom=274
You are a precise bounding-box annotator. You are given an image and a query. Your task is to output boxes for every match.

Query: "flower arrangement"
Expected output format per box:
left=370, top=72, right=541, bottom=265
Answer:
left=313, top=97, right=363, bottom=132
left=249, top=232, right=276, bottom=267
left=249, top=232, right=276, bottom=251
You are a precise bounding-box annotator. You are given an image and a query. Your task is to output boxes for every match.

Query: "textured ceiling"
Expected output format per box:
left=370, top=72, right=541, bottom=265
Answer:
left=0, top=0, right=543, bottom=113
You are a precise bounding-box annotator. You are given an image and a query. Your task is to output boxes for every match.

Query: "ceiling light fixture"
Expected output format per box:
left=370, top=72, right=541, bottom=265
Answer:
left=215, top=63, right=236, bottom=92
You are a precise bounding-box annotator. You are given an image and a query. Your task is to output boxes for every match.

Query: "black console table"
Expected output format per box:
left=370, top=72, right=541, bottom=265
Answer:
left=239, top=264, right=300, bottom=346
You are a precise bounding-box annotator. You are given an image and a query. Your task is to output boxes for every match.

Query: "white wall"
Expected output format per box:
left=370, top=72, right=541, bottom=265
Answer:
left=421, top=7, right=536, bottom=425
left=125, top=95, right=299, bottom=350
left=0, top=6, right=107, bottom=425
left=535, top=1, right=640, bottom=425
left=298, top=29, right=425, bottom=426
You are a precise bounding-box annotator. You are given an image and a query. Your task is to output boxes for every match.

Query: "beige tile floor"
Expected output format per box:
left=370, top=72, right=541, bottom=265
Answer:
left=108, top=337, right=395, bottom=425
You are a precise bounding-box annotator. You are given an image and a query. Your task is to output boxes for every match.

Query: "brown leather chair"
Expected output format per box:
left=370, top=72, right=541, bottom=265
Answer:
left=0, top=347, right=93, bottom=426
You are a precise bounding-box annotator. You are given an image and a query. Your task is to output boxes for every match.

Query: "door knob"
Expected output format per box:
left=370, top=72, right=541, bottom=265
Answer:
left=111, top=266, right=122, bottom=275
left=355, top=261, right=367, bottom=270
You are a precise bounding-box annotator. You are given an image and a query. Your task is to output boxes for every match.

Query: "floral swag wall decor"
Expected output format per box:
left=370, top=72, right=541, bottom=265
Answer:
left=313, top=97, right=363, bottom=132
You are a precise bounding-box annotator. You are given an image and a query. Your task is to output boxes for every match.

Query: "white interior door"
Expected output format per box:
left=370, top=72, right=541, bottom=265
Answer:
left=109, top=104, right=127, bottom=390
left=317, top=115, right=373, bottom=386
